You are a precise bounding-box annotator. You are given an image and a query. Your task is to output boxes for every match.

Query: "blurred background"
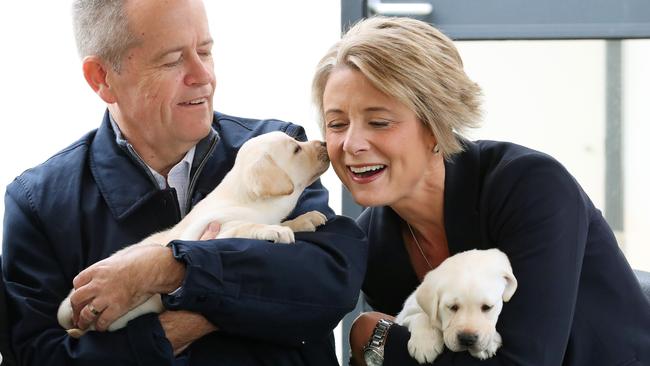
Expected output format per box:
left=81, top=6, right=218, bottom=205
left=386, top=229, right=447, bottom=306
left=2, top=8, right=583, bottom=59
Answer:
left=1, top=1, right=648, bottom=363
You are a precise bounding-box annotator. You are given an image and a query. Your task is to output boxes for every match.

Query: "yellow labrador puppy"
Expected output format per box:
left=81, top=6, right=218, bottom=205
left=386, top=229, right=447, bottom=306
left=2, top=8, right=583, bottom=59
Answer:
left=396, top=249, right=517, bottom=363
left=58, top=131, right=330, bottom=336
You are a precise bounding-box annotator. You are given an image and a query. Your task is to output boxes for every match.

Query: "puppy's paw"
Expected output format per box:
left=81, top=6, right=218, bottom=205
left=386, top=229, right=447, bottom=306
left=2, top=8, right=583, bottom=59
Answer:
left=470, top=332, right=502, bottom=360
left=67, top=328, right=87, bottom=338
left=281, top=211, right=327, bottom=232
left=255, top=225, right=295, bottom=244
left=407, top=328, right=444, bottom=364
left=57, top=295, right=75, bottom=330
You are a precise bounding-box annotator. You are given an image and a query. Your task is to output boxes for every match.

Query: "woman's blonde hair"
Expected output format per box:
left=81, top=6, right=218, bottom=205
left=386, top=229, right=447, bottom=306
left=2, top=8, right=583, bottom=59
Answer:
left=312, top=16, right=482, bottom=159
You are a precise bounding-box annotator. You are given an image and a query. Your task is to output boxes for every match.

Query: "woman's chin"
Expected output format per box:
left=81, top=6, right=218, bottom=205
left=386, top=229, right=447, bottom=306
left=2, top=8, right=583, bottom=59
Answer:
left=348, top=191, right=388, bottom=208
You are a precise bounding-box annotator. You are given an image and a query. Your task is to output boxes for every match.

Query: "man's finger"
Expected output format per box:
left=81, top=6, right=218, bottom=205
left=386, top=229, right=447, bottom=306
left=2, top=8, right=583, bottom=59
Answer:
left=199, top=222, right=221, bottom=240
left=72, top=267, right=94, bottom=289
left=95, top=305, right=122, bottom=332
left=70, top=285, right=96, bottom=321
left=76, top=303, right=101, bottom=330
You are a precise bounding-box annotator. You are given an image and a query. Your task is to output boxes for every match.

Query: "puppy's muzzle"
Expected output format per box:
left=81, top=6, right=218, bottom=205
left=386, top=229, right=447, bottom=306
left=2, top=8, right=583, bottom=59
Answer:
left=316, top=141, right=329, bottom=163
left=458, top=332, right=478, bottom=347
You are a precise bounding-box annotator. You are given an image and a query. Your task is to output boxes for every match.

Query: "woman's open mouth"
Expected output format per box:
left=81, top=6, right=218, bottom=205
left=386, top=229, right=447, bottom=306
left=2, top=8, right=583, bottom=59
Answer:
left=348, top=164, right=386, bottom=181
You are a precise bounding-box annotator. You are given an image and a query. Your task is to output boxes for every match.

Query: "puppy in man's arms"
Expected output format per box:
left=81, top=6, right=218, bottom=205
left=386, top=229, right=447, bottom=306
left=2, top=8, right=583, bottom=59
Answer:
left=58, top=131, right=331, bottom=337
left=396, top=248, right=517, bottom=363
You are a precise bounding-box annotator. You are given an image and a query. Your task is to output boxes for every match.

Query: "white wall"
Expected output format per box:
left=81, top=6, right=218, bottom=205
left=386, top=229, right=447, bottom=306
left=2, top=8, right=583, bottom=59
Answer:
left=0, top=1, right=343, bottom=241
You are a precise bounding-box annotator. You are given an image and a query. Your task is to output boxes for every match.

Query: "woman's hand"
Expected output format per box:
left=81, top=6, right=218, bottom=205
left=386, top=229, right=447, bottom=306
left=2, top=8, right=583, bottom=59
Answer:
left=349, top=311, right=396, bottom=366
left=159, top=310, right=218, bottom=355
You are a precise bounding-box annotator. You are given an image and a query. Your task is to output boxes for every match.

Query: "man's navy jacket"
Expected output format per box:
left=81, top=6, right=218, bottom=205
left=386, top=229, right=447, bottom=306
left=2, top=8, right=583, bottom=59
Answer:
left=2, top=111, right=368, bottom=365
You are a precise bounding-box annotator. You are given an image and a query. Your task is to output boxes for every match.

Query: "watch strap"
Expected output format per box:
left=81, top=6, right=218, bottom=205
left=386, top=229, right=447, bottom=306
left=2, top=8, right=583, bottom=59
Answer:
left=363, top=318, right=394, bottom=361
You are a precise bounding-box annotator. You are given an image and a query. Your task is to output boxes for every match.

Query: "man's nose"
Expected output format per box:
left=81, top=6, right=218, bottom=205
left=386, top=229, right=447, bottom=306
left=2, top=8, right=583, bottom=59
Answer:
left=184, top=53, right=214, bottom=86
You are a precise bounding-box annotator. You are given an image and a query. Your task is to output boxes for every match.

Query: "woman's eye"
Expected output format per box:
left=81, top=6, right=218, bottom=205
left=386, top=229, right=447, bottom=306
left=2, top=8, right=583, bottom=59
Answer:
left=326, top=121, right=347, bottom=130
left=369, top=120, right=389, bottom=127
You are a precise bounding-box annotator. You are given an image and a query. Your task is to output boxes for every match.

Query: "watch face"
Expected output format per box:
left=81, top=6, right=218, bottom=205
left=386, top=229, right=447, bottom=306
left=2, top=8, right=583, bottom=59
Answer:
left=364, top=349, right=383, bottom=366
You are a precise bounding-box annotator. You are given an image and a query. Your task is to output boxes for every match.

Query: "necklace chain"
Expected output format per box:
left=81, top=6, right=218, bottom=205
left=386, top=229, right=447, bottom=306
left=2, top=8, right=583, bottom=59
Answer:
left=407, top=223, right=434, bottom=270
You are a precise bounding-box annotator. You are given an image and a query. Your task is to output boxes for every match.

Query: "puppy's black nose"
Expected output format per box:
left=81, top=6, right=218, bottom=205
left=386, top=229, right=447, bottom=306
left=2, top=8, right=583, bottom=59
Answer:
left=457, top=332, right=478, bottom=347
left=320, top=141, right=326, bottom=147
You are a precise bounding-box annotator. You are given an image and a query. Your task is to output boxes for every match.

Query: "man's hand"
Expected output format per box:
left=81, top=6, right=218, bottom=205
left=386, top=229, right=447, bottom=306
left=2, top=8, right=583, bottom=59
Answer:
left=70, top=244, right=185, bottom=331
left=159, top=310, right=218, bottom=355
left=70, top=221, right=220, bottom=332
left=349, top=311, right=396, bottom=366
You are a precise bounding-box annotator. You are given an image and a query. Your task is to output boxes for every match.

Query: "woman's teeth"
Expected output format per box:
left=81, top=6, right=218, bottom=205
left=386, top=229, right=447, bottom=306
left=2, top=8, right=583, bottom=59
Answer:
left=349, top=165, right=386, bottom=177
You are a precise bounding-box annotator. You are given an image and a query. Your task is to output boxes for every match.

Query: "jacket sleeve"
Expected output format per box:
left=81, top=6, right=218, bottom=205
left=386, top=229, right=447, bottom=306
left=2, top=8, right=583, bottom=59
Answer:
left=162, top=174, right=369, bottom=346
left=380, top=154, right=591, bottom=365
left=2, top=179, right=175, bottom=366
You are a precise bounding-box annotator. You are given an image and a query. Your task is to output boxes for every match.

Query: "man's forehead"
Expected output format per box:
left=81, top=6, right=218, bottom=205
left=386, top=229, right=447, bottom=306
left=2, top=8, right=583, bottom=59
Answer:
left=125, top=0, right=210, bottom=35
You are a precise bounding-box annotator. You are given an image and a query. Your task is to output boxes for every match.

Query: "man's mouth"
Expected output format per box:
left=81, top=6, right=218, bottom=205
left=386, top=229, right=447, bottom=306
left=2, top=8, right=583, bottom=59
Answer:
left=348, top=164, right=386, bottom=178
left=179, top=97, right=208, bottom=106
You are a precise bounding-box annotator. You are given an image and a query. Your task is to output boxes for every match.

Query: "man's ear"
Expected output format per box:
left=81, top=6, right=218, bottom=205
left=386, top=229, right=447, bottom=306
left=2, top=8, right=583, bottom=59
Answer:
left=416, top=273, right=440, bottom=323
left=245, top=154, right=294, bottom=199
left=82, top=55, right=117, bottom=104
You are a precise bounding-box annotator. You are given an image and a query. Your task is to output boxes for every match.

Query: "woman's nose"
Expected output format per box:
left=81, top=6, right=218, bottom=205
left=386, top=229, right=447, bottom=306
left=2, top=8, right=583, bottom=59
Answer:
left=342, top=127, right=369, bottom=155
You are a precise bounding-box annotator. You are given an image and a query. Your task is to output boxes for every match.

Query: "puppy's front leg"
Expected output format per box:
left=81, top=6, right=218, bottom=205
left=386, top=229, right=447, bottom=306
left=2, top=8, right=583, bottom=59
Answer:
left=218, top=221, right=295, bottom=243
left=406, top=312, right=445, bottom=364
left=281, top=210, right=327, bottom=232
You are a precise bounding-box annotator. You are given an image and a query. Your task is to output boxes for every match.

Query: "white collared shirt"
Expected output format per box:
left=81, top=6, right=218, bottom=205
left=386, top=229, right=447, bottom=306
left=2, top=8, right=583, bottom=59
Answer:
left=110, top=116, right=195, bottom=217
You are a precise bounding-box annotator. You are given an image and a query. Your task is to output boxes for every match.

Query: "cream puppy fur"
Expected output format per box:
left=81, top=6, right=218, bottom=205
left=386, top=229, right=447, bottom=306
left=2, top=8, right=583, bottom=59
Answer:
left=58, top=131, right=330, bottom=336
left=396, top=249, right=517, bottom=363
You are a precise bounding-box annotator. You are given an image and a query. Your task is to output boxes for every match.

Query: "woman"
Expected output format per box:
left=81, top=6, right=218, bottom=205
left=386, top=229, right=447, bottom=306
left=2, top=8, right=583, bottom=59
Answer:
left=312, top=16, right=650, bottom=365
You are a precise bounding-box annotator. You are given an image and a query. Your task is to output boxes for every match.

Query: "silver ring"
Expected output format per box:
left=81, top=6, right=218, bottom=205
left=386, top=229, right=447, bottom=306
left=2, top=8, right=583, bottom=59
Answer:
left=87, top=303, right=101, bottom=316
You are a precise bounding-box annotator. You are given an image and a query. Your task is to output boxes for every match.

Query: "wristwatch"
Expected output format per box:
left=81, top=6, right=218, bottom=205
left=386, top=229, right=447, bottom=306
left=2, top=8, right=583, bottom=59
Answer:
left=362, top=318, right=394, bottom=366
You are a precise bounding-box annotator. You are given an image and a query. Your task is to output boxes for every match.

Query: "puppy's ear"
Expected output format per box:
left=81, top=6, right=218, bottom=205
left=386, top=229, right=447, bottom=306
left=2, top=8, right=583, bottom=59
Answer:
left=501, top=267, right=518, bottom=302
left=415, top=272, right=440, bottom=322
left=245, top=153, right=294, bottom=199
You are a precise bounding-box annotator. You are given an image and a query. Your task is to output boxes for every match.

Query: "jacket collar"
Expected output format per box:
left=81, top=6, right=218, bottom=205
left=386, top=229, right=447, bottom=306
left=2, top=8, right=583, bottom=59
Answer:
left=377, top=138, right=483, bottom=256
left=443, top=138, right=483, bottom=254
left=89, top=110, right=219, bottom=221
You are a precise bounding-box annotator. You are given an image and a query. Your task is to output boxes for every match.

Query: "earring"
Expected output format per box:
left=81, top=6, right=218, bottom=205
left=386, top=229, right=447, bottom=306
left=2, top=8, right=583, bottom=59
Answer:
left=433, top=144, right=440, bottom=154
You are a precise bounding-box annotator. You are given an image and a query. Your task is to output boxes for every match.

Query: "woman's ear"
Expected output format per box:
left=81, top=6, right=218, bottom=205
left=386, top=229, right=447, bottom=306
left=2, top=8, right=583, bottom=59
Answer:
left=82, top=56, right=117, bottom=104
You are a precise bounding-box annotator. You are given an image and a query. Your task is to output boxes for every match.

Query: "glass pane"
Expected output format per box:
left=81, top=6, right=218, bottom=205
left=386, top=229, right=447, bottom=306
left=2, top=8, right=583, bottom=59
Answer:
left=457, top=39, right=650, bottom=271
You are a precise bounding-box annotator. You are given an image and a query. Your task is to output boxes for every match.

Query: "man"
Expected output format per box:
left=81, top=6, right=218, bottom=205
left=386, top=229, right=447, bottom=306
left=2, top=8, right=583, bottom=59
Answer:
left=1, top=0, right=367, bottom=364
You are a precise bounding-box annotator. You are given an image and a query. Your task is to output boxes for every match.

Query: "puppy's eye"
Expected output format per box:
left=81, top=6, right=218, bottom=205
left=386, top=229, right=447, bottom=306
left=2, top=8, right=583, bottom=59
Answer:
left=449, top=304, right=459, bottom=312
left=294, top=145, right=302, bottom=154
left=481, top=304, right=493, bottom=312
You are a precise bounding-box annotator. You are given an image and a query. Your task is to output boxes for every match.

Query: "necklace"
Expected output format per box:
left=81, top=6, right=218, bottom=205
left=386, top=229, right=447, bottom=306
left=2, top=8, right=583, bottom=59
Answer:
left=407, top=223, right=434, bottom=270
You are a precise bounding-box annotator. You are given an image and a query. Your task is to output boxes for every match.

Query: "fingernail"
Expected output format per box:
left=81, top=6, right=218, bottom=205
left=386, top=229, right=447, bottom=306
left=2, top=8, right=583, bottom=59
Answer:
left=209, top=222, right=220, bottom=232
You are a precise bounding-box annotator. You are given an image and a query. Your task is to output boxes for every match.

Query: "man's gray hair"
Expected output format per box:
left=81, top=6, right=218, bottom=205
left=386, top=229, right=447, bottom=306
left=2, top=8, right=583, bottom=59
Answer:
left=72, top=0, right=139, bottom=71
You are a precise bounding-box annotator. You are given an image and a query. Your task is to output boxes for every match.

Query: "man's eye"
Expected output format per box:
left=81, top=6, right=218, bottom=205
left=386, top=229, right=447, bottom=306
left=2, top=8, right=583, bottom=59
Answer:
left=163, top=58, right=182, bottom=67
